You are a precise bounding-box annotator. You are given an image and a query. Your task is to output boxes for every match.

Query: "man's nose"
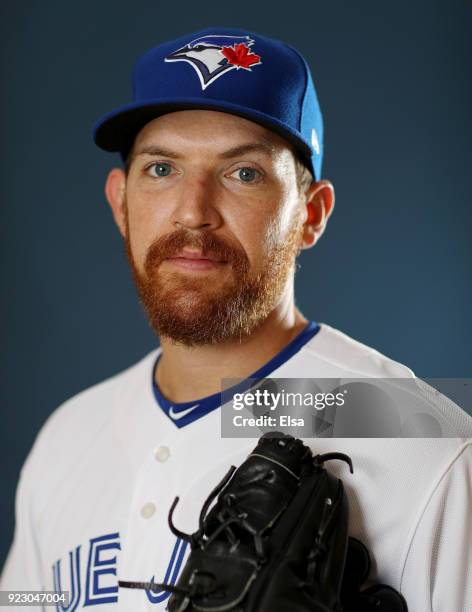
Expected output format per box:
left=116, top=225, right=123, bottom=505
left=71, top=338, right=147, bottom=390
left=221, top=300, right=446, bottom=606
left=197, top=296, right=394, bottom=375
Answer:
left=171, top=171, right=223, bottom=231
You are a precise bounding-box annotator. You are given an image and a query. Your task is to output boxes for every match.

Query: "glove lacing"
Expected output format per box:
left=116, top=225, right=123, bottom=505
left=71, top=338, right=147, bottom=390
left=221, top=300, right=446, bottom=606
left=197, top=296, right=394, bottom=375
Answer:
left=119, top=464, right=267, bottom=599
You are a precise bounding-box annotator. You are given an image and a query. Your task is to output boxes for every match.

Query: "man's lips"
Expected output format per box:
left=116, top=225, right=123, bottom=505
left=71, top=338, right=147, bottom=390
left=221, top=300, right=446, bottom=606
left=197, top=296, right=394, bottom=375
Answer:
left=164, top=251, right=228, bottom=271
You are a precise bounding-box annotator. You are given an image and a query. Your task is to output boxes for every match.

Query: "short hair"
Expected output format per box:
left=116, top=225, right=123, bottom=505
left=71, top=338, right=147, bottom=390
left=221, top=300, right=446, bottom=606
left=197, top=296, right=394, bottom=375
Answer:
left=294, top=155, right=314, bottom=192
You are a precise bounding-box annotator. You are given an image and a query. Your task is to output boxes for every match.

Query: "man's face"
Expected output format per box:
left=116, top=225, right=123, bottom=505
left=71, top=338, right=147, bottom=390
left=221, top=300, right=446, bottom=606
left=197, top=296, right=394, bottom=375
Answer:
left=120, top=110, right=308, bottom=346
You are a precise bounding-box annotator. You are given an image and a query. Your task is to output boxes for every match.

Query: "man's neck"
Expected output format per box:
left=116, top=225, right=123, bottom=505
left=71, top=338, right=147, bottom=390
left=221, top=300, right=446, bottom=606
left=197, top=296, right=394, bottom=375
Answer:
left=155, top=302, right=308, bottom=404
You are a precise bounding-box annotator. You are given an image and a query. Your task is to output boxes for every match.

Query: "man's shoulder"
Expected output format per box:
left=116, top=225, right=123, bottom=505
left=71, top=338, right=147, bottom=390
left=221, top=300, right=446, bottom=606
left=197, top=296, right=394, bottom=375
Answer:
left=297, top=322, right=415, bottom=377
left=295, top=323, right=472, bottom=435
left=51, top=348, right=158, bottom=423
left=29, top=348, right=160, bottom=468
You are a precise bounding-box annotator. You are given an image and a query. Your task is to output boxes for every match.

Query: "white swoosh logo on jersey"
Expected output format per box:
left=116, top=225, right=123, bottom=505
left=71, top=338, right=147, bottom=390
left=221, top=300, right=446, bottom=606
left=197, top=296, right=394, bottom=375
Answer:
left=168, top=404, right=200, bottom=420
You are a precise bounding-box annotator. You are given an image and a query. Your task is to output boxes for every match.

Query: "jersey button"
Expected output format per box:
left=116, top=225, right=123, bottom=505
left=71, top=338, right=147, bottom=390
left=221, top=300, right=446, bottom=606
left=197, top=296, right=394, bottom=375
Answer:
left=153, top=445, right=170, bottom=462
left=140, top=502, right=156, bottom=519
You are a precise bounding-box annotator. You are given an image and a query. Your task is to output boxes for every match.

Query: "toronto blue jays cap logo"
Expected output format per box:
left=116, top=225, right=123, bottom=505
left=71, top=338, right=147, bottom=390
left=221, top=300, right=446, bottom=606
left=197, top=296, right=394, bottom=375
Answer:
left=165, top=34, right=262, bottom=90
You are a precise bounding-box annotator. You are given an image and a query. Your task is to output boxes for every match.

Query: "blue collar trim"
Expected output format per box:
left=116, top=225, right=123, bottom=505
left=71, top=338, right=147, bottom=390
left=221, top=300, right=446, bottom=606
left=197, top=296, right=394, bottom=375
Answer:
left=152, top=321, right=320, bottom=428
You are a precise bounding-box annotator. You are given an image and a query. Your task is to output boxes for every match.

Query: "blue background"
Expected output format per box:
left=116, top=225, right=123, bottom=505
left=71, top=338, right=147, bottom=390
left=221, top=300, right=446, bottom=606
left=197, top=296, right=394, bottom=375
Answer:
left=1, top=0, right=471, bottom=568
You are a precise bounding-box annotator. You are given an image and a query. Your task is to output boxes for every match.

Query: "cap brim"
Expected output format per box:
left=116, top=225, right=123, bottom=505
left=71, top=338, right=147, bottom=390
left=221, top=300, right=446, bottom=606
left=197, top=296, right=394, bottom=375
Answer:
left=93, top=98, right=314, bottom=174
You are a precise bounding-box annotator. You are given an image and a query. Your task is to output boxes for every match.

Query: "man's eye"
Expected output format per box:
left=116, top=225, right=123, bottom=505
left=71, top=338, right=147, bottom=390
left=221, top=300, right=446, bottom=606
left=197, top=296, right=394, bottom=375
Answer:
left=148, top=162, right=173, bottom=177
left=232, top=167, right=261, bottom=183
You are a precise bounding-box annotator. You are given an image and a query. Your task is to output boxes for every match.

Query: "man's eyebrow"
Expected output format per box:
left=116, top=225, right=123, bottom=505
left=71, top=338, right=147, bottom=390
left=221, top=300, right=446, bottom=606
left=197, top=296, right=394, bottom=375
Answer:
left=219, top=141, right=278, bottom=159
left=133, top=146, right=181, bottom=159
left=133, top=141, right=278, bottom=161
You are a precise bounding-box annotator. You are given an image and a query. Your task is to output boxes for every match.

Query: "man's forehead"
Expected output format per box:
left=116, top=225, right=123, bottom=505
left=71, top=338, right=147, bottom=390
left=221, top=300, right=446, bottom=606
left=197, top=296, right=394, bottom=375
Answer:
left=131, top=110, right=297, bottom=164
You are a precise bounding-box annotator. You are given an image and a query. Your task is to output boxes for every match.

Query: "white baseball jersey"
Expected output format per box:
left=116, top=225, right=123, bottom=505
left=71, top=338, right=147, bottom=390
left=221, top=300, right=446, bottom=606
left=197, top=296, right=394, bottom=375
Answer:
left=1, top=322, right=471, bottom=611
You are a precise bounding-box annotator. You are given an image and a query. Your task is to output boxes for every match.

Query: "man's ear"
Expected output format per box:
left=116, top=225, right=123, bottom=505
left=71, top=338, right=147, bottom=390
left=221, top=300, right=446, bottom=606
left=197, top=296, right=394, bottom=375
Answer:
left=105, top=168, right=127, bottom=238
left=300, top=180, right=335, bottom=249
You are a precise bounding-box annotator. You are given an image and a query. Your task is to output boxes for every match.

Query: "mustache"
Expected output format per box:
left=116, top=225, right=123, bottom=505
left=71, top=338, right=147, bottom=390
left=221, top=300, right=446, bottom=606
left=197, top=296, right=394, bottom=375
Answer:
left=143, top=229, right=250, bottom=276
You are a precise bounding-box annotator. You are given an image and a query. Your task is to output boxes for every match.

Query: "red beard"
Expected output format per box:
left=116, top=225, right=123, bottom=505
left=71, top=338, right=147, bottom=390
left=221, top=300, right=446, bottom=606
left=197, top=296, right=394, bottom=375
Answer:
left=124, top=213, right=303, bottom=346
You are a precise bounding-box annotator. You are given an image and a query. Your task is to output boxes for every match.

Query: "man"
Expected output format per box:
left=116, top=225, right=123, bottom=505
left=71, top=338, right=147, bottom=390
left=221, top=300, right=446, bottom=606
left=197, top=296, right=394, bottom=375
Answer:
left=1, top=28, right=471, bottom=611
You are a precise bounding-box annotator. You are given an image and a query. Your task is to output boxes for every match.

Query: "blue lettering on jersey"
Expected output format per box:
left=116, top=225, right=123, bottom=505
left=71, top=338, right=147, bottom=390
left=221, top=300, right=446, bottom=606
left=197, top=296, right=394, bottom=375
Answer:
left=52, top=532, right=186, bottom=606
left=145, top=538, right=188, bottom=604
left=52, top=545, right=81, bottom=611
left=84, top=533, right=121, bottom=606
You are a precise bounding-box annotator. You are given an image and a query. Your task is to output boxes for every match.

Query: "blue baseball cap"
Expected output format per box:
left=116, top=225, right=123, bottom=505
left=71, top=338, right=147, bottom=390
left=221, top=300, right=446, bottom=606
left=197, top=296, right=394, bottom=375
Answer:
left=93, top=27, right=324, bottom=180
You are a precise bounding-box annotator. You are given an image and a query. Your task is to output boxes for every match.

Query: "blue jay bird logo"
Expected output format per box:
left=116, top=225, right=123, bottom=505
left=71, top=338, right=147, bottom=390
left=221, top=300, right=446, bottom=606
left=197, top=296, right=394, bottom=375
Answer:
left=165, top=34, right=262, bottom=90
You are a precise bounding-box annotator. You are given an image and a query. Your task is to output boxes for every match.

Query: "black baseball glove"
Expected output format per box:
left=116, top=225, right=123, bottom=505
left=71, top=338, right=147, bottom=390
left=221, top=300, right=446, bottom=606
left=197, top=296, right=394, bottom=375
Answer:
left=120, top=432, right=407, bottom=611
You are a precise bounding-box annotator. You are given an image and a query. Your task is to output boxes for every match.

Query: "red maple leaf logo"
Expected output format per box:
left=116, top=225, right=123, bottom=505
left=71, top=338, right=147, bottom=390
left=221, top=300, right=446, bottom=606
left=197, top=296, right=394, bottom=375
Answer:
left=221, top=43, right=261, bottom=70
